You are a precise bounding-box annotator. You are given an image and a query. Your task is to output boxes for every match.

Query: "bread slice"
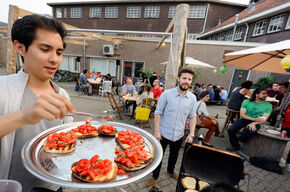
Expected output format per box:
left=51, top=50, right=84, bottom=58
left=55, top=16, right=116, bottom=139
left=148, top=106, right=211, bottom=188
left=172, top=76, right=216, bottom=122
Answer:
left=72, top=161, right=118, bottom=183
left=181, top=177, right=196, bottom=189
left=115, top=154, right=153, bottom=172
left=198, top=180, right=210, bottom=191
left=115, top=133, right=145, bottom=149
left=184, top=189, right=198, bottom=192
left=98, top=130, right=117, bottom=136
left=44, top=141, right=76, bottom=154
left=74, top=131, right=99, bottom=139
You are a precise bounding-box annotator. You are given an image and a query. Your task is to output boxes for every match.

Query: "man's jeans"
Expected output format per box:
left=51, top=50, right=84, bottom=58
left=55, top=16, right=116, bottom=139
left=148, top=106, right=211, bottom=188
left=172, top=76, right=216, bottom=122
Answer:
left=228, top=119, right=260, bottom=148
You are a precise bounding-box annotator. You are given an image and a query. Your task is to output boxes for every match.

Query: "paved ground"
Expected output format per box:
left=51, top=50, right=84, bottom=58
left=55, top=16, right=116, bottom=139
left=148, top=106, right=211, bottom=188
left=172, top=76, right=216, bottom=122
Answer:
left=0, top=66, right=289, bottom=192
left=54, top=82, right=290, bottom=192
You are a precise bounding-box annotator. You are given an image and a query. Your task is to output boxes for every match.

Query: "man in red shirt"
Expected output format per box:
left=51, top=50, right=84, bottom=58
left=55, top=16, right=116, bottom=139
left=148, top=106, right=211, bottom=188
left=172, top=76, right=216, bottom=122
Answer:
left=152, top=79, right=163, bottom=99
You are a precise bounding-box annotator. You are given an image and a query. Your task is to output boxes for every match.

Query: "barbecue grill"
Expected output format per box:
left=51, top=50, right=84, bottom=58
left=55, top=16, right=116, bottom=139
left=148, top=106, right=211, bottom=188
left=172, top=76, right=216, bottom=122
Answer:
left=176, top=143, right=244, bottom=192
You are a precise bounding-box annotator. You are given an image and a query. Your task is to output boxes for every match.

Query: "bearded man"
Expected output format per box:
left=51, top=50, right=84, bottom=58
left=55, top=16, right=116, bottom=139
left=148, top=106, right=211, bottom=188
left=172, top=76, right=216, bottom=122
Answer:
left=146, top=68, right=197, bottom=187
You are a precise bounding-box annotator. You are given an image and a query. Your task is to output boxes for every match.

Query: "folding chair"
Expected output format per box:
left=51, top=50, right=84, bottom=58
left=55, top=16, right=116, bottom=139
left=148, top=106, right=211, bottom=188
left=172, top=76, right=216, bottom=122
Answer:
left=107, top=92, right=124, bottom=120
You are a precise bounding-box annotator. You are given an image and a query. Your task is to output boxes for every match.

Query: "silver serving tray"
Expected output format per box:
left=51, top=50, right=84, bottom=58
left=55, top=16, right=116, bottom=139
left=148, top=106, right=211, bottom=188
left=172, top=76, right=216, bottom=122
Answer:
left=22, top=121, right=163, bottom=189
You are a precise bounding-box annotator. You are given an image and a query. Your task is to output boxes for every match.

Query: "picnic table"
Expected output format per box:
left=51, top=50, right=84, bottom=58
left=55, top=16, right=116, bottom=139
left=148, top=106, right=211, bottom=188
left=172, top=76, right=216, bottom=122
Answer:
left=240, top=127, right=290, bottom=161
left=122, top=95, right=139, bottom=118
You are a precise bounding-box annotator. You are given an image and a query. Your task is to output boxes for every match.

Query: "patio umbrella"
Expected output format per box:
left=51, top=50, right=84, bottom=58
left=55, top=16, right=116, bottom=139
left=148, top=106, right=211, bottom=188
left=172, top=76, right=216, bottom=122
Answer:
left=161, top=56, right=215, bottom=69
left=223, top=39, right=290, bottom=75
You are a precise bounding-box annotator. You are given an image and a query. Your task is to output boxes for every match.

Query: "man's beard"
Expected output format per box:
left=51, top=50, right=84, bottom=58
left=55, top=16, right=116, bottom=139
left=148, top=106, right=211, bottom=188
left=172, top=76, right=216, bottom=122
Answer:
left=258, top=96, right=266, bottom=101
left=179, top=83, right=189, bottom=91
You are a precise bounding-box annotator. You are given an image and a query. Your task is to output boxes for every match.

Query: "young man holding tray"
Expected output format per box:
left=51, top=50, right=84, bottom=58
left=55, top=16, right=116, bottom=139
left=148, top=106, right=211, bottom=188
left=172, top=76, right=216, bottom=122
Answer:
left=0, top=14, right=75, bottom=191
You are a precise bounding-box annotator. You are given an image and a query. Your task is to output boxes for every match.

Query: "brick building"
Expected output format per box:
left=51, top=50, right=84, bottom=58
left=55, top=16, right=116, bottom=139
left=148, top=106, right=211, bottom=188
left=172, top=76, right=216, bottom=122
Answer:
left=198, top=0, right=290, bottom=82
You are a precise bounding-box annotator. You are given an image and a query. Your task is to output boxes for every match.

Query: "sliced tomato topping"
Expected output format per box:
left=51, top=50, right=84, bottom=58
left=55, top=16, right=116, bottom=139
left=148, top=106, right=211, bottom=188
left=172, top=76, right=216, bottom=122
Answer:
left=115, top=146, right=120, bottom=154
left=88, top=169, right=96, bottom=180
left=72, top=122, right=97, bottom=134
left=117, top=169, right=126, bottom=176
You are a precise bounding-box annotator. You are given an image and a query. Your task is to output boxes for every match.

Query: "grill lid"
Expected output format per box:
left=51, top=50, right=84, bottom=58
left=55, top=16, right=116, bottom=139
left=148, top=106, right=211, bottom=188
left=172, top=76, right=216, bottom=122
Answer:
left=182, top=143, right=244, bottom=186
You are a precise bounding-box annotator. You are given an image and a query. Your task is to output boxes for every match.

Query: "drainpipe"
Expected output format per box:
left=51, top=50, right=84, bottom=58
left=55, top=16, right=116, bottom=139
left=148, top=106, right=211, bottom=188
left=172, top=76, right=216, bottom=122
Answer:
left=83, top=39, right=86, bottom=69
left=232, top=14, right=239, bottom=41
left=244, top=22, right=249, bottom=42
left=201, top=3, right=210, bottom=33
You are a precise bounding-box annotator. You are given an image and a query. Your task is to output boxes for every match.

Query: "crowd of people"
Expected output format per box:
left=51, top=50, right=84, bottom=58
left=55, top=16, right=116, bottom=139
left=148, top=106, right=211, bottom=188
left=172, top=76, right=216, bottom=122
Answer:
left=1, top=14, right=290, bottom=192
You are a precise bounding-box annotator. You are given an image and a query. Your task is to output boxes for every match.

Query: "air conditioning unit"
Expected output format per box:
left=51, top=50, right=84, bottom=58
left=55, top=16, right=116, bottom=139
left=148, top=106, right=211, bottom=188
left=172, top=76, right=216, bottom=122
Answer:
left=103, top=45, right=114, bottom=56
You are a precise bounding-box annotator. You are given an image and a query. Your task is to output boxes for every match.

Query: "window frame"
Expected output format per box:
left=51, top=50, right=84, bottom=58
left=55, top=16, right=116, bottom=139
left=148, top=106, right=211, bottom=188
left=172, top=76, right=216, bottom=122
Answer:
left=70, top=8, right=82, bottom=18
left=267, top=14, right=285, bottom=33
left=224, top=30, right=233, bottom=41
left=56, top=8, right=62, bottom=18
left=252, top=19, right=268, bottom=37
left=217, top=32, right=225, bottom=41
left=286, top=13, right=290, bottom=30
left=188, top=6, right=206, bottom=19
left=127, top=6, right=141, bottom=18
left=144, top=6, right=160, bottom=18
left=168, top=6, right=176, bottom=18
left=63, top=8, right=68, bottom=18
left=105, top=7, right=119, bottom=18
left=234, top=26, right=245, bottom=40
left=89, top=7, right=102, bottom=18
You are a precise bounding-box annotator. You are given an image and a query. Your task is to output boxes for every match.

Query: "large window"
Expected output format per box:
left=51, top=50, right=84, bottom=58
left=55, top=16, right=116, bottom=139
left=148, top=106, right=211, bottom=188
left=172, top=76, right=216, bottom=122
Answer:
left=105, top=7, right=118, bottom=18
left=234, top=27, right=245, bottom=40
left=187, top=33, right=197, bottom=40
left=56, top=8, right=62, bottom=18
left=188, top=6, right=206, bottom=18
left=127, top=7, right=141, bottom=18
left=60, top=56, right=80, bottom=73
left=168, top=6, right=176, bottom=18
left=70, top=8, right=82, bottom=18
left=217, top=33, right=225, bottom=41
left=64, top=8, right=68, bottom=18
left=268, top=15, right=285, bottom=33
left=286, top=14, right=290, bottom=30
left=224, top=30, right=233, bottom=41
left=89, top=7, right=102, bottom=18
left=252, top=19, right=267, bottom=36
left=90, top=59, right=116, bottom=76
left=144, top=6, right=160, bottom=18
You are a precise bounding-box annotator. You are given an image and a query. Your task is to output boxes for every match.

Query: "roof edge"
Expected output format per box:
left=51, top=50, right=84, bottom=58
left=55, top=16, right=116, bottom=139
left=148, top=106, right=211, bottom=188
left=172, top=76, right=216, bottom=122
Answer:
left=198, top=1, right=290, bottom=38
left=47, top=0, right=247, bottom=7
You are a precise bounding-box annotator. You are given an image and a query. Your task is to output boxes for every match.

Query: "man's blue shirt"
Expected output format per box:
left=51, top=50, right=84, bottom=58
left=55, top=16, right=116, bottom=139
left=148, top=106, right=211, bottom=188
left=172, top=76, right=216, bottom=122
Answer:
left=154, top=87, right=197, bottom=141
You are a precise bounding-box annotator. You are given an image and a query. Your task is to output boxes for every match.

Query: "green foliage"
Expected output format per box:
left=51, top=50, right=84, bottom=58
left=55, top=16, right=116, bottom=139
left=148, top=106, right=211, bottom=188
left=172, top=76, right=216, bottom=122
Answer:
left=192, top=70, right=200, bottom=82
left=138, top=67, right=154, bottom=78
left=253, top=76, right=275, bottom=89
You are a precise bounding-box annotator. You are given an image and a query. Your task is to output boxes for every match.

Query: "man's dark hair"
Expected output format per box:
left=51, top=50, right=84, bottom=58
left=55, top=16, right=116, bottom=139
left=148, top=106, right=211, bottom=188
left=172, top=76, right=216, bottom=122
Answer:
left=250, top=88, right=266, bottom=101
left=178, top=68, right=195, bottom=78
left=83, top=69, right=88, bottom=74
left=272, top=82, right=279, bottom=85
left=11, top=14, right=67, bottom=51
left=200, top=91, right=210, bottom=99
left=280, top=82, right=289, bottom=88
left=144, top=84, right=152, bottom=93
left=241, top=80, right=253, bottom=89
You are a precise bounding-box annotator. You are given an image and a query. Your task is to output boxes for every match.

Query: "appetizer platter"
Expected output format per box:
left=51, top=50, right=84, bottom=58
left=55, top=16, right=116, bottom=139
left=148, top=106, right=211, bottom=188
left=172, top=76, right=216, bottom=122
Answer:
left=22, top=121, right=162, bottom=189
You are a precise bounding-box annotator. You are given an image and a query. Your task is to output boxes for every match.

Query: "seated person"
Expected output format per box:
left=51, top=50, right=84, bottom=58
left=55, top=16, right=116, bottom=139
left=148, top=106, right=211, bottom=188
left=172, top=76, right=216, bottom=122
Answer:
left=196, top=91, right=220, bottom=147
left=90, top=72, right=96, bottom=79
left=136, top=84, right=154, bottom=106
left=79, top=69, right=93, bottom=96
left=227, top=80, right=253, bottom=121
left=227, top=88, right=272, bottom=151
left=268, top=82, right=289, bottom=126
left=219, top=86, right=228, bottom=101
left=207, top=84, right=214, bottom=101
left=121, top=78, right=136, bottom=111
left=267, top=82, right=283, bottom=107
left=213, top=85, right=221, bottom=100
left=152, top=79, right=163, bottom=100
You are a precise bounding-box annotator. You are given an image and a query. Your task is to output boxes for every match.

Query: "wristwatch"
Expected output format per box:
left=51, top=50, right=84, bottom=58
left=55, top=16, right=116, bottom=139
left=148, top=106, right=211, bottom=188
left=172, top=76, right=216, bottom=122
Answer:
left=189, top=133, right=195, bottom=138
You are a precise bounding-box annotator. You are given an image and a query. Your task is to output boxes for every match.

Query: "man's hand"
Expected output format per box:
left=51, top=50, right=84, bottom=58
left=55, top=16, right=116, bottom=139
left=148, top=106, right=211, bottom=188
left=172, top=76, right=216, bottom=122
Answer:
left=247, top=122, right=257, bottom=131
left=154, top=130, right=162, bottom=141
left=20, top=93, right=75, bottom=125
left=185, top=135, right=193, bottom=143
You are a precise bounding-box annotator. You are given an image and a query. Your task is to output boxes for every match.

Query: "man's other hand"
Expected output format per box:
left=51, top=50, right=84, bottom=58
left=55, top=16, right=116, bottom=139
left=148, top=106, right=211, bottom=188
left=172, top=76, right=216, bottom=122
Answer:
left=185, top=135, right=193, bottom=143
left=154, top=130, right=162, bottom=141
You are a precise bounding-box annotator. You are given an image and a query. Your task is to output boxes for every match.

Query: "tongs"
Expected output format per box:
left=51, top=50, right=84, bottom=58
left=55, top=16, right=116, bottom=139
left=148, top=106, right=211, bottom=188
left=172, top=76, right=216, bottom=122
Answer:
left=67, top=111, right=97, bottom=118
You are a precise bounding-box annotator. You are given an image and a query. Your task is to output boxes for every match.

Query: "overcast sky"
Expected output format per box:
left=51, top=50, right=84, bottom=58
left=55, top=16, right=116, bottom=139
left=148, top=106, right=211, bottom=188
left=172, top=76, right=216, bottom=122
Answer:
left=0, top=0, right=250, bottom=23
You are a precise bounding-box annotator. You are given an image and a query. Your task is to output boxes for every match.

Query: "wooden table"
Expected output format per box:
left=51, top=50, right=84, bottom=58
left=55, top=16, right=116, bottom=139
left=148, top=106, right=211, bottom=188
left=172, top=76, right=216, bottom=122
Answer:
left=240, top=128, right=290, bottom=161
left=122, top=95, right=138, bottom=118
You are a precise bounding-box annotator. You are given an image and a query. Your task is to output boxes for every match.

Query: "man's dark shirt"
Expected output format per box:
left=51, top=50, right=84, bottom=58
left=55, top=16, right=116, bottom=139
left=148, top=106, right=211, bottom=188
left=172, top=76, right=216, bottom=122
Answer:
left=227, top=88, right=245, bottom=111
left=267, top=88, right=283, bottom=106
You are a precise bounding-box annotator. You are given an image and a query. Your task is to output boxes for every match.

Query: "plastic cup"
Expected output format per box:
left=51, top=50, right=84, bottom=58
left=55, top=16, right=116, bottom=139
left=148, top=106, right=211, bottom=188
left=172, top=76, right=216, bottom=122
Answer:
left=0, top=180, right=22, bottom=192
